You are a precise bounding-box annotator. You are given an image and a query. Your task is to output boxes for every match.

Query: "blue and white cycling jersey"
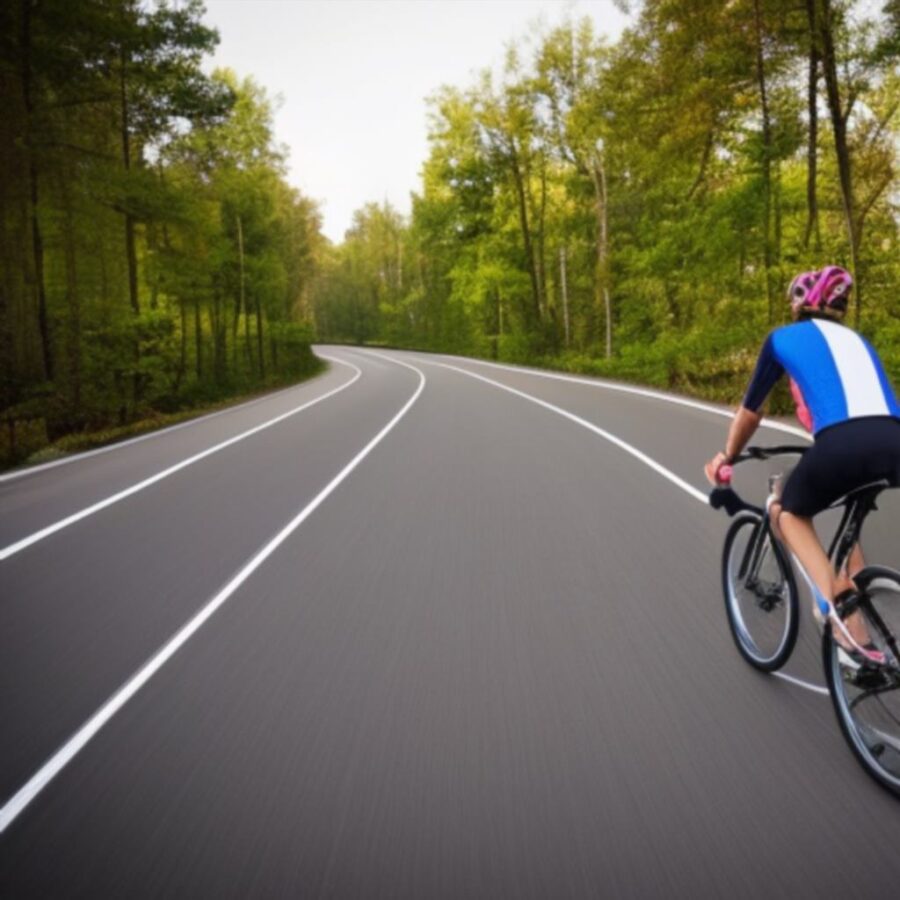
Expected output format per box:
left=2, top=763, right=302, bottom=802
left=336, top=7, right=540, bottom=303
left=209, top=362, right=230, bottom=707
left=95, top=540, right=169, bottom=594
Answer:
left=743, top=318, right=900, bottom=434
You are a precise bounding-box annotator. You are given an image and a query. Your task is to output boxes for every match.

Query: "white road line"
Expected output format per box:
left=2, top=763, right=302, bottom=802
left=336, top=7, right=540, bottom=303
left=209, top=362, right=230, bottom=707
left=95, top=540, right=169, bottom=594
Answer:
left=772, top=672, right=830, bottom=695
left=416, top=356, right=829, bottom=698
left=428, top=352, right=811, bottom=440
left=0, top=353, right=343, bottom=484
left=340, top=349, right=391, bottom=371
left=0, top=354, right=426, bottom=834
left=422, top=358, right=709, bottom=503
left=0, top=356, right=362, bottom=562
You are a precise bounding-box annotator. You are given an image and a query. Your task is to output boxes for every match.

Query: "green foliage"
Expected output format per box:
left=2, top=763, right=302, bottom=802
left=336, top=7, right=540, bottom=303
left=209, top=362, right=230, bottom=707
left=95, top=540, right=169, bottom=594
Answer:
left=313, top=6, right=900, bottom=419
left=0, top=1, right=324, bottom=467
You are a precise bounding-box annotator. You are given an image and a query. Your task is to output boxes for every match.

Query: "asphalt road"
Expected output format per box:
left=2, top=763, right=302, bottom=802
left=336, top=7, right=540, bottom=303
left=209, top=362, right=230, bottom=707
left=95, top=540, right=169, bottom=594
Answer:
left=3, top=346, right=900, bottom=898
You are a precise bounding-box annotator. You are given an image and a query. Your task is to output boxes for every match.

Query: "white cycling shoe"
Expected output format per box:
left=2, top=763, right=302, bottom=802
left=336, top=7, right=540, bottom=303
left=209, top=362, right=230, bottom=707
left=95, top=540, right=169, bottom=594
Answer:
left=813, top=591, right=887, bottom=667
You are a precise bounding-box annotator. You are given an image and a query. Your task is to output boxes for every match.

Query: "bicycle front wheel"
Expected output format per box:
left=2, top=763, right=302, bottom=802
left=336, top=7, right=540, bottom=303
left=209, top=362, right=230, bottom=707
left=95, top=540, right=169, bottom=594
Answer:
left=823, top=565, right=900, bottom=797
left=721, top=512, right=798, bottom=672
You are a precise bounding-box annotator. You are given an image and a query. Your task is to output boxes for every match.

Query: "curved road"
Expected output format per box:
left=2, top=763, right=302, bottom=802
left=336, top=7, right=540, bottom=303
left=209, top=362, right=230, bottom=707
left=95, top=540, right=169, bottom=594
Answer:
left=2, top=346, right=900, bottom=897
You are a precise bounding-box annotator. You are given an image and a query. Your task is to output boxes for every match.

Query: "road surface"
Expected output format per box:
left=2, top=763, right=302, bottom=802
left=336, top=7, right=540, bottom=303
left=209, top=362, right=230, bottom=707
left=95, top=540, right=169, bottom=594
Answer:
left=2, top=346, right=900, bottom=897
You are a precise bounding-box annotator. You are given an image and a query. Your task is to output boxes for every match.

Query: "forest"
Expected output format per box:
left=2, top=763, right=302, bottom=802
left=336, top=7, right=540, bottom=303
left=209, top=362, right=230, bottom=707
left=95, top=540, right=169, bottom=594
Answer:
left=312, top=0, right=900, bottom=409
left=0, top=0, right=323, bottom=465
left=3, top=1, right=900, bottom=468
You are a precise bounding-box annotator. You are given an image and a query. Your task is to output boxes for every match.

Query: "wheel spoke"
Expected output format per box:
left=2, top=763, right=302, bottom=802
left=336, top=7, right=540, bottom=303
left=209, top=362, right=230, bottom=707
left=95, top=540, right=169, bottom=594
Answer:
left=722, top=514, right=797, bottom=672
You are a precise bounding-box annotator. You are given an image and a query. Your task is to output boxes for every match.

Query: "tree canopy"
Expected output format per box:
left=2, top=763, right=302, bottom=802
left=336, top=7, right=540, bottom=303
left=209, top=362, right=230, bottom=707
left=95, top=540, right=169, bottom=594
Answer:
left=1, top=0, right=324, bottom=464
left=312, top=1, right=900, bottom=406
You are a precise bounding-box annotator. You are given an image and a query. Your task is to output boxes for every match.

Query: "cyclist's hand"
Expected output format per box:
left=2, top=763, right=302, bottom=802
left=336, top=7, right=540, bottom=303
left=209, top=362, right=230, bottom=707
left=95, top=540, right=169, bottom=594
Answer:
left=705, top=452, right=732, bottom=486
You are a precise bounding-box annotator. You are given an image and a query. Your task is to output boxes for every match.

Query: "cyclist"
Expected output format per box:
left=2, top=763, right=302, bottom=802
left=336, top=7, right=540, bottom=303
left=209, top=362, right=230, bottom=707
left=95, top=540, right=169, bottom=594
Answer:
left=704, top=265, right=900, bottom=663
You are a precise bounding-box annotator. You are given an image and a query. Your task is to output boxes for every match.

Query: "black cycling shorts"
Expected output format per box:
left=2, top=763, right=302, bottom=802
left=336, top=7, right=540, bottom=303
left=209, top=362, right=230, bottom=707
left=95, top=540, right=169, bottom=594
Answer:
left=781, top=416, right=900, bottom=517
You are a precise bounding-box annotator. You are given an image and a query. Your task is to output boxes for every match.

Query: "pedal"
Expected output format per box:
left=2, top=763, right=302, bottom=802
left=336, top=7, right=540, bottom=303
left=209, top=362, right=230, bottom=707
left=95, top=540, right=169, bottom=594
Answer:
left=851, top=664, right=890, bottom=690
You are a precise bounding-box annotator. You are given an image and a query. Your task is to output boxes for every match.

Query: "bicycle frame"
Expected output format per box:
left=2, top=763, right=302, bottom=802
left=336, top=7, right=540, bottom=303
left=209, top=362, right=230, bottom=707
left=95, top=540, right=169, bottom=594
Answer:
left=711, top=450, right=896, bottom=662
left=714, top=448, right=900, bottom=796
left=737, top=517, right=782, bottom=604
left=826, top=486, right=882, bottom=573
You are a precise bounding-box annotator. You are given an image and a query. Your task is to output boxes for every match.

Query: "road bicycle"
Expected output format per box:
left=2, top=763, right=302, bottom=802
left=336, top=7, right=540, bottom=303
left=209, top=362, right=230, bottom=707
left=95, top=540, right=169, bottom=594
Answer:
left=710, top=445, right=900, bottom=797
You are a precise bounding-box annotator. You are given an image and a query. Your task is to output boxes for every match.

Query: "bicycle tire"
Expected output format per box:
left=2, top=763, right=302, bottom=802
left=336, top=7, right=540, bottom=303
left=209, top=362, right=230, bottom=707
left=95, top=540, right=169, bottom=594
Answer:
left=721, top=512, right=799, bottom=671
left=823, top=565, right=900, bottom=798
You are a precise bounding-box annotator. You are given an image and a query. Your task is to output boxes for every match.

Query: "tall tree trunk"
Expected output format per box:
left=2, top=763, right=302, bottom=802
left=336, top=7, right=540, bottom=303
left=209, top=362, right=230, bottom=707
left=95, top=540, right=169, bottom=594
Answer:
left=232, top=295, right=240, bottom=371
left=0, top=225, right=11, bottom=407
left=559, top=246, right=570, bottom=348
left=508, top=140, right=541, bottom=328
left=590, top=157, right=611, bottom=359
left=211, top=291, right=226, bottom=384
left=753, top=0, right=774, bottom=324
left=537, top=153, right=548, bottom=322
left=194, top=299, right=202, bottom=379
left=21, top=0, right=53, bottom=381
left=803, top=0, right=822, bottom=250
left=147, top=222, right=159, bottom=310
left=119, top=44, right=141, bottom=408
left=256, top=294, right=265, bottom=378
left=819, top=0, right=861, bottom=323
left=774, top=161, right=784, bottom=305
left=237, top=213, right=252, bottom=369
left=119, top=54, right=139, bottom=316
left=27, top=159, right=51, bottom=381
left=61, top=176, right=81, bottom=412
left=176, top=298, right=186, bottom=392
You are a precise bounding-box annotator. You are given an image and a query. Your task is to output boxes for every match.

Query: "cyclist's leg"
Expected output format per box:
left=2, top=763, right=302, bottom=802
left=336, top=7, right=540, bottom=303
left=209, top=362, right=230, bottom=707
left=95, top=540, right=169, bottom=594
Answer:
left=777, top=434, right=875, bottom=646
left=775, top=450, right=829, bottom=594
left=778, top=512, right=836, bottom=602
left=836, top=543, right=866, bottom=593
left=778, top=513, right=872, bottom=645
left=774, top=500, right=865, bottom=593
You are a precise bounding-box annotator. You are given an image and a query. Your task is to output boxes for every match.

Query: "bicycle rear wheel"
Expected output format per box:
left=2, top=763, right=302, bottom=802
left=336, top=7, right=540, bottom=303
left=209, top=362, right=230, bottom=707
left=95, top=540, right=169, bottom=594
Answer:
left=823, top=565, right=900, bottom=797
left=721, top=512, right=798, bottom=671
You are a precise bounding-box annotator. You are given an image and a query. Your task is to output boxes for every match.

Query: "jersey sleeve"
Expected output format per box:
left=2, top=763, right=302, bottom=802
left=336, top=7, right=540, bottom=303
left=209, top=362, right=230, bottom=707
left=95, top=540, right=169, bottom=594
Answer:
left=742, top=333, right=784, bottom=412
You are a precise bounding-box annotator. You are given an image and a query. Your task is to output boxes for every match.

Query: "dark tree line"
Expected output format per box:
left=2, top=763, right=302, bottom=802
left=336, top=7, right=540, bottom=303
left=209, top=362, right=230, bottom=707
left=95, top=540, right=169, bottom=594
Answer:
left=1, top=1, right=323, bottom=464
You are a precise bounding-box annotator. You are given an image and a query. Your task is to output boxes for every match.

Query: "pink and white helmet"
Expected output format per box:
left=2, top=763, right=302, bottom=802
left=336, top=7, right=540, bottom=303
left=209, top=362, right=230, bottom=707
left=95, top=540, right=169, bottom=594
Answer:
left=805, top=265, right=853, bottom=316
left=790, top=265, right=853, bottom=317
left=788, top=270, right=819, bottom=314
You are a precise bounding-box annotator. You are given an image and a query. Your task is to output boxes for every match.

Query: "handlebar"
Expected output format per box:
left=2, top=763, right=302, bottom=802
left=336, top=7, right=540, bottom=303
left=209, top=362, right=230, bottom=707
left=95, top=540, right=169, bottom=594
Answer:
left=731, top=444, right=808, bottom=464
left=708, top=444, right=808, bottom=517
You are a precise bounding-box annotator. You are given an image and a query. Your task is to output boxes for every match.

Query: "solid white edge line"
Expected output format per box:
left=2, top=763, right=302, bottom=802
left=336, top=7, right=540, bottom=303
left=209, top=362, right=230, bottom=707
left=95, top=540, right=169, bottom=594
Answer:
left=429, top=352, right=812, bottom=440
left=0, top=351, right=342, bottom=484
left=0, top=354, right=425, bottom=834
left=0, top=356, right=362, bottom=562
left=413, top=356, right=829, bottom=698
left=421, top=358, right=709, bottom=503
left=772, top=672, right=830, bottom=695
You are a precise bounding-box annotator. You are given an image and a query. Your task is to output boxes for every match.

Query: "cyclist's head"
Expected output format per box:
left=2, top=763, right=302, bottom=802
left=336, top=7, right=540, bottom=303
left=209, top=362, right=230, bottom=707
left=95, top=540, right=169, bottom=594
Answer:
left=788, top=270, right=819, bottom=316
left=790, top=265, right=852, bottom=320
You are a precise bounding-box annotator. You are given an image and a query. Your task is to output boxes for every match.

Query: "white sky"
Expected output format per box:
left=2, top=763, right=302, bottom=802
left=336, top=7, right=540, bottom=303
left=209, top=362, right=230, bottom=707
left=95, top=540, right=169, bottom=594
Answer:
left=202, top=0, right=631, bottom=242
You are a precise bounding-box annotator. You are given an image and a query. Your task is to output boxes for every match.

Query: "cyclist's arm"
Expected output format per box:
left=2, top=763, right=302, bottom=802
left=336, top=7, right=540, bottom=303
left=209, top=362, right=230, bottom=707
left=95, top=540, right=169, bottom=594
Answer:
left=706, top=405, right=762, bottom=484
left=706, top=335, right=780, bottom=482
left=725, top=334, right=784, bottom=461
left=725, top=334, right=783, bottom=459
left=742, top=333, right=783, bottom=418
left=723, top=406, right=762, bottom=461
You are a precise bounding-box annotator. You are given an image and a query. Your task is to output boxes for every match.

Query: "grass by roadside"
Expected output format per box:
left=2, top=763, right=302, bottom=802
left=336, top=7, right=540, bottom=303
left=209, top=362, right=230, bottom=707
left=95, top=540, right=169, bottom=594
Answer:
left=2, top=359, right=327, bottom=475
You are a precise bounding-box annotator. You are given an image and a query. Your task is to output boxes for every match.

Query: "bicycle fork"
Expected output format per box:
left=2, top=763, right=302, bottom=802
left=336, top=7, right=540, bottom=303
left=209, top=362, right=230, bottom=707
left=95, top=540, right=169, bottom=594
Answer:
left=738, top=519, right=782, bottom=609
